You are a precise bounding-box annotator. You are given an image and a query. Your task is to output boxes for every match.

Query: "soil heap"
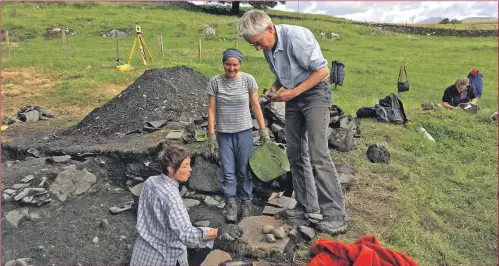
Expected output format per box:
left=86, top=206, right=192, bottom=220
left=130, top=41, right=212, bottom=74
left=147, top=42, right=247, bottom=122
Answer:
left=65, top=66, right=209, bottom=136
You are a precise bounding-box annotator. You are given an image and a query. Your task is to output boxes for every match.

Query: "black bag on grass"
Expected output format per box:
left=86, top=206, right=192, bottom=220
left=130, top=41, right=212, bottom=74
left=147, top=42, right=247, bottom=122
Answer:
left=398, top=66, right=410, bottom=93
left=375, top=93, right=408, bottom=126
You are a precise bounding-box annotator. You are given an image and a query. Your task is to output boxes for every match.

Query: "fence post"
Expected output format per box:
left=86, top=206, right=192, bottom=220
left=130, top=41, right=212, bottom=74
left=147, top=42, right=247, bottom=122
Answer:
left=61, top=27, right=67, bottom=57
left=158, top=33, right=164, bottom=59
left=198, top=37, right=201, bottom=60
left=115, top=30, right=119, bottom=61
left=6, top=30, right=11, bottom=59
left=235, top=39, right=238, bottom=48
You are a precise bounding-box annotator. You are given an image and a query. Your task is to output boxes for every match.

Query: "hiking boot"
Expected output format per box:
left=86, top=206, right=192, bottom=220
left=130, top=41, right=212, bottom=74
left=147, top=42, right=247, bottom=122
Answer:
left=285, top=207, right=322, bottom=220
left=224, top=203, right=237, bottom=223
left=241, top=201, right=252, bottom=218
left=316, top=219, right=348, bottom=235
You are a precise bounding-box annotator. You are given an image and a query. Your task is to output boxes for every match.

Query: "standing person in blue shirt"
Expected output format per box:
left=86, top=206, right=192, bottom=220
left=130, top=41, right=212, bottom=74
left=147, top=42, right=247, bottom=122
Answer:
left=206, top=48, right=270, bottom=223
left=236, top=9, right=347, bottom=235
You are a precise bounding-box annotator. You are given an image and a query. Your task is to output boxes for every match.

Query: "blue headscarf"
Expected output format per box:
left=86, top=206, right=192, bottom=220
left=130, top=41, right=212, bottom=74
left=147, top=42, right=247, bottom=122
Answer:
left=222, top=49, right=243, bottom=64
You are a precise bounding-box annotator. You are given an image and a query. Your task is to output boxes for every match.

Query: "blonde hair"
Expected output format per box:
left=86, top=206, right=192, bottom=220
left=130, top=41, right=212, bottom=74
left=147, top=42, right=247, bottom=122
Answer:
left=237, top=9, right=273, bottom=37
left=455, top=77, right=469, bottom=87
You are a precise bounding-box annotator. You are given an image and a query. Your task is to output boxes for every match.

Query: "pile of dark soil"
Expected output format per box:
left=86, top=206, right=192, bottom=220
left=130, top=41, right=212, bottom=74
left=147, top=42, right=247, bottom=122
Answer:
left=64, top=66, right=209, bottom=137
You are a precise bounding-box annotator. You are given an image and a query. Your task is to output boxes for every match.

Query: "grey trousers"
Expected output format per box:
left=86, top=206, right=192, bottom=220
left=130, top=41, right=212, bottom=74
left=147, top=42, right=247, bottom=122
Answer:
left=285, top=82, right=346, bottom=220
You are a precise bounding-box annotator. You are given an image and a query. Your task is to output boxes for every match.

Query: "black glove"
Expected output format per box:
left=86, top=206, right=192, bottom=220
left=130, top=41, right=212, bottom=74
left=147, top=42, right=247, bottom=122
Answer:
left=217, top=224, right=244, bottom=241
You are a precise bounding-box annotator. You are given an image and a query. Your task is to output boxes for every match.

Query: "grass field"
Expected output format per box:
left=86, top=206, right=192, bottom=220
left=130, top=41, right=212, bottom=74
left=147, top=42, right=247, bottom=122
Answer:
left=1, top=2, right=498, bottom=266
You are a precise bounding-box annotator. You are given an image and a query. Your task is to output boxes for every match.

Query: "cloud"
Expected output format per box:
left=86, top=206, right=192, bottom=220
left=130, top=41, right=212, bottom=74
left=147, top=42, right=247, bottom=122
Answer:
left=268, top=1, right=498, bottom=23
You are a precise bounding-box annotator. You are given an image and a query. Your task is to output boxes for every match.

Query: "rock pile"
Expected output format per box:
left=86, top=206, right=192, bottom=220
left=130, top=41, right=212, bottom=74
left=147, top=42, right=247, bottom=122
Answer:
left=64, top=66, right=209, bottom=136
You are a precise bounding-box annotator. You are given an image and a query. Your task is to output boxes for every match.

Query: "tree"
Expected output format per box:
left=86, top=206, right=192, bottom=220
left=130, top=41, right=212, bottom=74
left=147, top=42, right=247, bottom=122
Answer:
left=439, top=18, right=450, bottom=24
left=450, top=19, right=462, bottom=24
left=215, top=1, right=285, bottom=14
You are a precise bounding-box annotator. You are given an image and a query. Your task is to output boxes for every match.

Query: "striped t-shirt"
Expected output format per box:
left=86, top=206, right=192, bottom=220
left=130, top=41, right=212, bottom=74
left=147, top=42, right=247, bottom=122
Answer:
left=207, top=72, right=257, bottom=133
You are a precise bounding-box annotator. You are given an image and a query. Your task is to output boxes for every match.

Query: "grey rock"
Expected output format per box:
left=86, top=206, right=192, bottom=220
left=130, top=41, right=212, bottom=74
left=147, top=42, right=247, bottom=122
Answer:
left=21, top=195, right=34, bottom=203
left=4, top=189, right=17, bottom=195
left=46, top=155, right=72, bottom=164
left=188, top=156, right=223, bottom=193
left=109, top=200, right=134, bottom=214
left=3, top=193, right=14, bottom=201
left=265, top=234, right=276, bottom=243
left=180, top=186, right=188, bottom=197
left=298, top=226, right=315, bottom=240
left=12, top=183, right=30, bottom=190
left=6, top=161, right=14, bottom=168
left=183, top=198, right=201, bottom=208
left=27, top=148, right=41, bottom=158
left=271, top=227, right=286, bottom=239
left=262, top=205, right=284, bottom=216
left=328, top=128, right=355, bottom=152
left=93, top=236, right=99, bottom=243
left=262, top=225, right=274, bottom=234
left=28, top=210, right=42, bottom=221
left=194, top=220, right=210, bottom=227
left=217, top=202, right=226, bottom=209
left=265, top=101, right=286, bottom=126
left=338, top=173, right=354, bottom=190
left=5, top=258, right=33, bottom=266
left=38, top=176, right=48, bottom=187
left=336, top=165, right=356, bottom=175
left=49, top=165, right=97, bottom=202
left=100, top=219, right=111, bottom=230
left=367, top=143, right=390, bottom=164
left=288, top=227, right=298, bottom=238
left=20, top=175, right=35, bottom=183
left=491, top=112, right=498, bottom=122
left=267, top=196, right=297, bottom=209
left=204, top=196, right=219, bottom=206
left=5, top=208, right=29, bottom=228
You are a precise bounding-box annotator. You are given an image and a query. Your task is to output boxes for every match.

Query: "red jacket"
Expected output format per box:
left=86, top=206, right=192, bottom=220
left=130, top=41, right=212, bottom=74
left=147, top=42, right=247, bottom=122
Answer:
left=308, top=236, right=419, bottom=266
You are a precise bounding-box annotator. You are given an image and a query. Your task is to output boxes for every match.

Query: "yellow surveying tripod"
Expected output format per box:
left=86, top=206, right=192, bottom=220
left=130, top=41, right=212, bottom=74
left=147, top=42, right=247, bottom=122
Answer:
left=127, top=25, right=153, bottom=66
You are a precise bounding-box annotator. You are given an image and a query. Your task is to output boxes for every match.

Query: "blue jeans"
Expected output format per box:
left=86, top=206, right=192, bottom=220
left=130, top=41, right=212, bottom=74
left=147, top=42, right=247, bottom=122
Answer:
left=217, top=128, right=253, bottom=204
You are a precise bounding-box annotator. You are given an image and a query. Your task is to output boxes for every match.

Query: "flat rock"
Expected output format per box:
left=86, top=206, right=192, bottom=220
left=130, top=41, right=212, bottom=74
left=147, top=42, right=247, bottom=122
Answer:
left=5, top=208, right=29, bottom=228
left=5, top=258, right=33, bottom=266
left=12, top=183, right=30, bottom=190
left=4, top=189, right=17, bottom=195
left=49, top=165, right=97, bottom=202
left=298, top=226, right=315, bottom=240
left=183, top=198, right=201, bottom=208
left=27, top=148, right=41, bottom=158
left=338, top=173, right=354, bottom=190
left=46, top=155, right=72, bottom=164
left=262, top=205, right=284, bottom=216
left=235, top=216, right=290, bottom=259
left=336, top=165, right=356, bottom=175
left=204, top=196, right=219, bottom=206
left=20, top=175, right=35, bottom=183
left=201, top=249, right=232, bottom=266
left=267, top=196, right=296, bottom=209
left=194, top=220, right=210, bottom=227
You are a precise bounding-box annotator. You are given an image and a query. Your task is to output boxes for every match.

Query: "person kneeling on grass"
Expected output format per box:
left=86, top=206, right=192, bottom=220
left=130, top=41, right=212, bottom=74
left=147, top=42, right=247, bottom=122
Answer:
left=130, top=145, right=243, bottom=266
left=442, top=77, right=477, bottom=110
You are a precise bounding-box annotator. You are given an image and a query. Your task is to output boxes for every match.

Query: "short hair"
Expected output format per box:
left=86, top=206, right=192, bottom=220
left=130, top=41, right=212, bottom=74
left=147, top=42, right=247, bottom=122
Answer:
left=158, top=145, right=190, bottom=175
left=237, top=9, right=273, bottom=37
left=455, top=77, right=469, bottom=87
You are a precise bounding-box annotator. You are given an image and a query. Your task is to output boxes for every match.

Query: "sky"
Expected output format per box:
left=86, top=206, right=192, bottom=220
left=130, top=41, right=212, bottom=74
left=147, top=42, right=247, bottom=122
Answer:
left=193, top=1, right=498, bottom=23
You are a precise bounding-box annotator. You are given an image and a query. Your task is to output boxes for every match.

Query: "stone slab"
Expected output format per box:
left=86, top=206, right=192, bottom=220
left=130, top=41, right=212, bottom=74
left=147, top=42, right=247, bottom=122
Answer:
left=262, top=205, right=284, bottom=216
left=201, top=249, right=232, bottom=266
left=235, top=216, right=290, bottom=259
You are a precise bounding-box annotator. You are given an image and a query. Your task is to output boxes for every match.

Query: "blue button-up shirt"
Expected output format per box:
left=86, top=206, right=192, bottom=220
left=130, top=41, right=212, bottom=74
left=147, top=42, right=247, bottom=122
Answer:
left=263, top=24, right=328, bottom=89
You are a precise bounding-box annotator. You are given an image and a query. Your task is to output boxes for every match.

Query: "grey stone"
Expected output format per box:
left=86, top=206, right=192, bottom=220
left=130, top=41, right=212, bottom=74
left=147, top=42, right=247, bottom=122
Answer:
left=27, top=148, right=41, bottom=158
left=49, top=165, right=97, bottom=201
left=288, top=227, right=298, bottom=238
left=12, top=183, right=30, bottom=189
left=367, top=143, right=390, bottom=164
left=298, top=226, right=315, bottom=240
left=4, top=189, right=17, bottom=195
left=3, top=193, right=14, bottom=201
left=194, top=220, right=210, bottom=227
left=180, top=186, right=188, bottom=197
left=189, top=156, right=223, bottom=193
left=262, top=205, right=284, bottom=216
left=265, top=234, right=276, bottom=243
left=93, top=236, right=99, bottom=243
left=100, top=219, right=111, bottom=230
left=20, top=175, right=35, bottom=183
left=252, top=119, right=260, bottom=129
left=265, top=102, right=286, bottom=126
left=491, top=112, right=498, bottom=122
left=204, top=196, right=219, bottom=206
left=267, top=196, right=297, bottom=209
left=5, top=208, right=29, bottom=228
left=28, top=210, right=42, bottom=221
left=338, top=173, right=354, bottom=190
left=328, top=128, right=355, bottom=152
left=217, top=202, right=226, bottom=209
left=46, top=155, right=72, bottom=163
left=201, top=249, right=232, bottom=266
left=109, top=200, right=134, bottom=214
left=38, top=176, right=48, bottom=187
left=6, top=161, right=14, bottom=168
left=337, top=165, right=356, bottom=175
left=21, top=195, right=34, bottom=203
left=183, top=198, right=201, bottom=208
left=271, top=227, right=285, bottom=239
left=5, top=258, right=33, bottom=266
left=262, top=225, right=274, bottom=234
left=235, top=216, right=290, bottom=258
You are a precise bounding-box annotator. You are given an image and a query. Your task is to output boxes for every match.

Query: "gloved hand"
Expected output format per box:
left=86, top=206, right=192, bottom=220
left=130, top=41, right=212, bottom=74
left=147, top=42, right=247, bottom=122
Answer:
left=217, top=224, right=244, bottom=241
left=208, top=133, right=218, bottom=154
left=259, top=127, right=271, bottom=145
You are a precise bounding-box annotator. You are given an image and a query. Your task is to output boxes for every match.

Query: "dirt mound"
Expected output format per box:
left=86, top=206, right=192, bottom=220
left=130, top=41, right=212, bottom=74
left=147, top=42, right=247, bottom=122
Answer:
left=65, top=66, right=209, bottom=136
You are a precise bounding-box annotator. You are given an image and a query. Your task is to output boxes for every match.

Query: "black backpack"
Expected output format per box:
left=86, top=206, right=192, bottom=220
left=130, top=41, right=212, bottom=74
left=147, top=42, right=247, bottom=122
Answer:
left=375, top=93, right=408, bottom=126
left=398, top=66, right=410, bottom=93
